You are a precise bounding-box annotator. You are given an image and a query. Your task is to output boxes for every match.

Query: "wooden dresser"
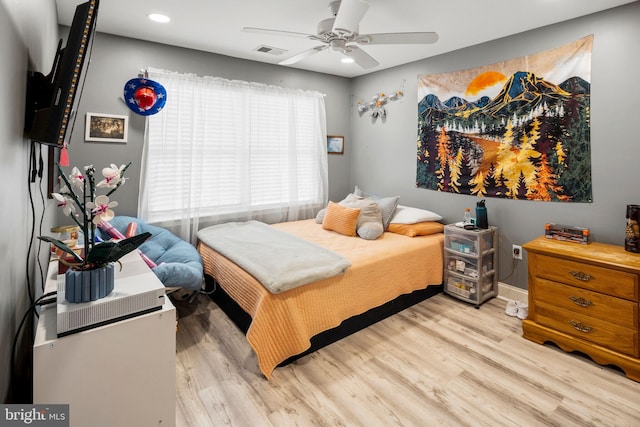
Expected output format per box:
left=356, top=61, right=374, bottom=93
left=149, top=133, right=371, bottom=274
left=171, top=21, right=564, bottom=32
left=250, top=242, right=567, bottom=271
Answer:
left=522, top=236, right=640, bottom=381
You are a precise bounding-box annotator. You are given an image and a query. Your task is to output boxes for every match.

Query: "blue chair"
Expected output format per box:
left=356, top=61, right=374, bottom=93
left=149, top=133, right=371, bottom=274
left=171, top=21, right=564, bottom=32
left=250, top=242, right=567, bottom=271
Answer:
left=96, top=216, right=204, bottom=292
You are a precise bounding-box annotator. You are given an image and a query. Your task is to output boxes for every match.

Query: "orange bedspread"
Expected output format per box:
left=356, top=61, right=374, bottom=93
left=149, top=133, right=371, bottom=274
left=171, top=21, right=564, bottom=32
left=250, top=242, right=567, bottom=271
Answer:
left=197, top=219, right=444, bottom=378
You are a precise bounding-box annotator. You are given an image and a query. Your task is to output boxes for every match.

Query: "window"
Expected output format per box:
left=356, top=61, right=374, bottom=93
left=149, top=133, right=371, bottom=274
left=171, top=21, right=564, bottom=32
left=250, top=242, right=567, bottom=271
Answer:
left=138, top=68, right=328, bottom=243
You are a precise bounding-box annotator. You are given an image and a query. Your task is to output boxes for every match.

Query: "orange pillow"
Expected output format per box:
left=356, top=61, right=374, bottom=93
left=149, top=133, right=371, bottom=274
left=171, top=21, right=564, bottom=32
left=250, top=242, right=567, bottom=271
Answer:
left=387, top=222, right=444, bottom=237
left=322, top=201, right=361, bottom=237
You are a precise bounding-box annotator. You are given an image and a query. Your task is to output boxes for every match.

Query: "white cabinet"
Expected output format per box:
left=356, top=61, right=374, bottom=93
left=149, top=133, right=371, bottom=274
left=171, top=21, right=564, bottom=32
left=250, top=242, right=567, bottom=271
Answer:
left=33, top=257, right=176, bottom=427
left=443, top=224, right=498, bottom=308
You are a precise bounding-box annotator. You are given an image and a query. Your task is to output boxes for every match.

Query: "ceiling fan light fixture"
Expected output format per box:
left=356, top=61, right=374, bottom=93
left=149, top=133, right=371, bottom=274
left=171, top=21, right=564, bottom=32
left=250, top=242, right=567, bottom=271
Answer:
left=341, top=57, right=355, bottom=63
left=329, top=39, right=347, bottom=52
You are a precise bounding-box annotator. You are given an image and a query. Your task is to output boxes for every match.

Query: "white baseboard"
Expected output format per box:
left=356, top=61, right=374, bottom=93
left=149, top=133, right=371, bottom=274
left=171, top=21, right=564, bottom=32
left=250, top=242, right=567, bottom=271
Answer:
left=497, top=282, right=528, bottom=302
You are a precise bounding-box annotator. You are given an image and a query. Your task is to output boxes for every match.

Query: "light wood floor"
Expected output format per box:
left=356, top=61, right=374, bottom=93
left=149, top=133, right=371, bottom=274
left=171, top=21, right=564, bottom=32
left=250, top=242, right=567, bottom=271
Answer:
left=173, top=292, right=640, bottom=426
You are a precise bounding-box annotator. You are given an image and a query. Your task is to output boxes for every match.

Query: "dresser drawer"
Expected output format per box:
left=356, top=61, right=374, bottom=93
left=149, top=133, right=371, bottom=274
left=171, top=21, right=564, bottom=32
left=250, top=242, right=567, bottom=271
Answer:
left=535, top=278, right=638, bottom=329
left=536, top=301, right=638, bottom=357
left=534, top=255, right=638, bottom=301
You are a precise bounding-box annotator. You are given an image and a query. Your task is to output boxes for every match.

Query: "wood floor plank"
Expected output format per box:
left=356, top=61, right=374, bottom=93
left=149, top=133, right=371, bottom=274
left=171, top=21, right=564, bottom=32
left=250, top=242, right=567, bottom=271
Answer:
left=172, top=293, right=640, bottom=426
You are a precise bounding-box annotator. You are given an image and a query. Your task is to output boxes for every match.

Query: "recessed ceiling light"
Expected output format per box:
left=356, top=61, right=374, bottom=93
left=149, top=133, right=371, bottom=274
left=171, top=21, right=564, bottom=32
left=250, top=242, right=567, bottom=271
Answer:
left=148, top=13, right=170, bottom=23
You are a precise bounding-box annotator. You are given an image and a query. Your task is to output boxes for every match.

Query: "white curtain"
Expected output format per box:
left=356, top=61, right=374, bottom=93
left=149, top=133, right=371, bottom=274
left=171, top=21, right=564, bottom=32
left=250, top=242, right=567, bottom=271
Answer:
left=138, top=67, right=328, bottom=244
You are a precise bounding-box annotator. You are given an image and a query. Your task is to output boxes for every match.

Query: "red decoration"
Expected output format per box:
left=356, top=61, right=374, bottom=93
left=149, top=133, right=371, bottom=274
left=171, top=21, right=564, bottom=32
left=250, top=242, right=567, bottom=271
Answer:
left=134, top=87, right=157, bottom=111
left=59, top=143, right=70, bottom=167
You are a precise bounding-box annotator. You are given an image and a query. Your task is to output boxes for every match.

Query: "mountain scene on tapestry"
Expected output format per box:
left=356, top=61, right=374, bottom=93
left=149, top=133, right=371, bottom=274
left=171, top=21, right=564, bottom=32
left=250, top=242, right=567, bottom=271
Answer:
left=417, top=35, right=593, bottom=202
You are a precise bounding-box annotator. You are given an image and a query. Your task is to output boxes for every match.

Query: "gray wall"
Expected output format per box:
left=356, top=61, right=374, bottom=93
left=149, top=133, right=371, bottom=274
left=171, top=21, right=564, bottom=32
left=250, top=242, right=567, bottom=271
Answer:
left=59, top=33, right=353, bottom=224
left=350, top=2, right=640, bottom=290
left=0, top=0, right=57, bottom=403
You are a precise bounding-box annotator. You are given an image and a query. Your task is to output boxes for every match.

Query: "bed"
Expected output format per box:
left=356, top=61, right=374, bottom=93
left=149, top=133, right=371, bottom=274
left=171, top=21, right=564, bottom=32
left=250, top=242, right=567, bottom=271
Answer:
left=197, top=211, right=445, bottom=379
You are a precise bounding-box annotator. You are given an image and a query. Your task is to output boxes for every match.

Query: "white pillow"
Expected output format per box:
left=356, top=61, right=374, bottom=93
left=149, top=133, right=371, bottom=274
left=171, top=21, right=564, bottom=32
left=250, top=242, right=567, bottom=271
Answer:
left=389, top=205, right=443, bottom=224
left=315, top=208, right=327, bottom=224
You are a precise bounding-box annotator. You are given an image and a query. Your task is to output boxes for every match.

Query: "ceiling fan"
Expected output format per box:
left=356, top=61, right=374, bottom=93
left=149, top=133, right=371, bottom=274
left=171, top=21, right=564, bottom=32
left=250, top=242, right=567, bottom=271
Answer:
left=243, top=0, right=439, bottom=69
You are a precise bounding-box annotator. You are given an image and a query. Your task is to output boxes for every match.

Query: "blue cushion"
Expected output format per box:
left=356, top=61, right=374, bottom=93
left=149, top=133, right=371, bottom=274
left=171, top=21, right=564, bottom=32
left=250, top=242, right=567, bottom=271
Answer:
left=95, top=216, right=203, bottom=291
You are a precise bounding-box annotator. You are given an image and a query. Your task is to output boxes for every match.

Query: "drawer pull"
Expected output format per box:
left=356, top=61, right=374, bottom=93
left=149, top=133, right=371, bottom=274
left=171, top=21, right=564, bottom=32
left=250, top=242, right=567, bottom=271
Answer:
left=569, top=270, right=592, bottom=282
left=569, top=320, right=592, bottom=333
left=569, top=296, right=592, bottom=307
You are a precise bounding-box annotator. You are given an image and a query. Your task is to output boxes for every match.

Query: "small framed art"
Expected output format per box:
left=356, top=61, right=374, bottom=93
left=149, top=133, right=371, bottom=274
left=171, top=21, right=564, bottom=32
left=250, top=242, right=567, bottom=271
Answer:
left=85, top=113, right=128, bottom=143
left=327, top=135, right=344, bottom=154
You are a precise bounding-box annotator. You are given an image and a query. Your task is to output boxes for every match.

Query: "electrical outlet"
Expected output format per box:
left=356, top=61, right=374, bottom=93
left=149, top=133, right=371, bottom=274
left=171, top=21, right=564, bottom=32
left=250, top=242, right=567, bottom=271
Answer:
left=512, top=244, right=523, bottom=260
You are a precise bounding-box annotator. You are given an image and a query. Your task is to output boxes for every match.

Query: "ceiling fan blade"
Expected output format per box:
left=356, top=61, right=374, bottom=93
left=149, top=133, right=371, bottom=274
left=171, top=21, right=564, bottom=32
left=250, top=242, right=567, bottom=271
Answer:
left=242, top=26, right=314, bottom=39
left=343, top=45, right=379, bottom=69
left=355, top=32, right=439, bottom=45
left=332, top=0, right=370, bottom=34
left=279, top=45, right=328, bottom=65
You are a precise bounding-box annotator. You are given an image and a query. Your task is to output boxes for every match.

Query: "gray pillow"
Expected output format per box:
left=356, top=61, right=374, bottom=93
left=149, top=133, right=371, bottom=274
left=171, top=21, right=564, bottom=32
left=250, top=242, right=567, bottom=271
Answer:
left=354, top=186, right=399, bottom=230
left=339, top=193, right=384, bottom=240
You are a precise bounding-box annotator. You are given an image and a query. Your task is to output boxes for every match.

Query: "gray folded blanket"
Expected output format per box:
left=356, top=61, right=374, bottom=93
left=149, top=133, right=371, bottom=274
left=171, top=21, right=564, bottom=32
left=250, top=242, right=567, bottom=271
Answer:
left=198, top=220, right=351, bottom=293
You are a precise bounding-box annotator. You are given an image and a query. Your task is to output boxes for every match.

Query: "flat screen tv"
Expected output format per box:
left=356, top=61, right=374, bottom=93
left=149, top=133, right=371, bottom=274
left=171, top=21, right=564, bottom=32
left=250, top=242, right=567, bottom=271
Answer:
left=24, top=0, right=100, bottom=147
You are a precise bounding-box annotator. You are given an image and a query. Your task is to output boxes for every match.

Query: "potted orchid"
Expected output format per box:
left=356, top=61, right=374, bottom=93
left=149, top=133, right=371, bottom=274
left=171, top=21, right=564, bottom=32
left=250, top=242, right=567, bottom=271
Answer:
left=38, top=162, right=150, bottom=302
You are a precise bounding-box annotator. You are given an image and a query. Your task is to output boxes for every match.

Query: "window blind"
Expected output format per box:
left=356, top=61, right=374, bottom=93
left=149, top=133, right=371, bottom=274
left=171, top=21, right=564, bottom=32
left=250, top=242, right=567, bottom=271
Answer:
left=138, top=68, right=328, bottom=243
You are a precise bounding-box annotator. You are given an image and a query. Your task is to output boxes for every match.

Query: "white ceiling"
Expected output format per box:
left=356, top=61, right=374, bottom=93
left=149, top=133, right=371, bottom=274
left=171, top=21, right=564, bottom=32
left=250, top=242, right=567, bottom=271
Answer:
left=55, top=0, right=636, bottom=78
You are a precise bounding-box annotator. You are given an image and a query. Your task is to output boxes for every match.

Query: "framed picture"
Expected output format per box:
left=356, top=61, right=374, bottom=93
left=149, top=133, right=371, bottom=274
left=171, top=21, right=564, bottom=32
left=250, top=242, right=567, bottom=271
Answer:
left=327, top=135, right=344, bottom=154
left=85, top=113, right=128, bottom=143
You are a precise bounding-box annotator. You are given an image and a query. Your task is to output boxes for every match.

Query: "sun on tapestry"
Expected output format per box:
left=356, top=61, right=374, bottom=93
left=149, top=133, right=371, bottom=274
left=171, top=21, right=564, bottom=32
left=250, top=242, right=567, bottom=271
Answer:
left=417, top=35, right=593, bottom=202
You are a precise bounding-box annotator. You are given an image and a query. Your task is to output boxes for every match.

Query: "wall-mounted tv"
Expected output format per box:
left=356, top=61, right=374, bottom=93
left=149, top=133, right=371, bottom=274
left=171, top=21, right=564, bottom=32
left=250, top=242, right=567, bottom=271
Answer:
left=24, top=0, right=100, bottom=147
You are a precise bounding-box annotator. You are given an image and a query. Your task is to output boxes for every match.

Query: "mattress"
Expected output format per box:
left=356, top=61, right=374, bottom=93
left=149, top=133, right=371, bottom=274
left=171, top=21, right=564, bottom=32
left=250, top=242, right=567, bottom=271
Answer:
left=197, top=219, right=444, bottom=378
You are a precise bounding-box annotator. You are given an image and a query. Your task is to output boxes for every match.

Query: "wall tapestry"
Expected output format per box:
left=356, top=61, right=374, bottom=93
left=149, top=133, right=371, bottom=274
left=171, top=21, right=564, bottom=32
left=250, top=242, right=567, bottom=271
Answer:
left=417, top=35, right=593, bottom=202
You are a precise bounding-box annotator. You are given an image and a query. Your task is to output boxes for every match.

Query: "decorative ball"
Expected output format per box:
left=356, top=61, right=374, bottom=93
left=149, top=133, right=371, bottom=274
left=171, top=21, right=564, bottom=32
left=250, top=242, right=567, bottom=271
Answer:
left=134, top=87, right=157, bottom=111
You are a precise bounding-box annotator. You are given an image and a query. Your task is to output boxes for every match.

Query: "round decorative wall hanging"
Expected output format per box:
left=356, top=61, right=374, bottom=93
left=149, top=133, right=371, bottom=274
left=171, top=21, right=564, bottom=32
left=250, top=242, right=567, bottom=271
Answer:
left=124, top=77, right=167, bottom=116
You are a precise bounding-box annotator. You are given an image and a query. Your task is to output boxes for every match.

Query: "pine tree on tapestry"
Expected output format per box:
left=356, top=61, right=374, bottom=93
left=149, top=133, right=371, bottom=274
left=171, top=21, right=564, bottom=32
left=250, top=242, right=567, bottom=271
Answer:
left=516, top=171, right=528, bottom=199
left=436, top=127, right=451, bottom=191
left=491, top=169, right=508, bottom=198
left=491, top=163, right=508, bottom=198
left=531, top=153, right=560, bottom=201
left=516, top=124, right=541, bottom=197
left=494, top=119, right=518, bottom=197
left=449, top=147, right=463, bottom=193
left=470, top=169, right=488, bottom=197
left=557, top=95, right=592, bottom=202
left=554, top=141, right=566, bottom=166
left=417, top=137, right=429, bottom=164
left=416, top=125, right=439, bottom=189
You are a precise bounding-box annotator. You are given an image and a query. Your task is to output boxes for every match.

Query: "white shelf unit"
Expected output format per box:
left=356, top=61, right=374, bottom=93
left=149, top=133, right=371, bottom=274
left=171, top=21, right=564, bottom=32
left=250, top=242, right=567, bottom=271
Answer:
left=33, top=255, right=177, bottom=427
left=443, top=224, right=498, bottom=308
